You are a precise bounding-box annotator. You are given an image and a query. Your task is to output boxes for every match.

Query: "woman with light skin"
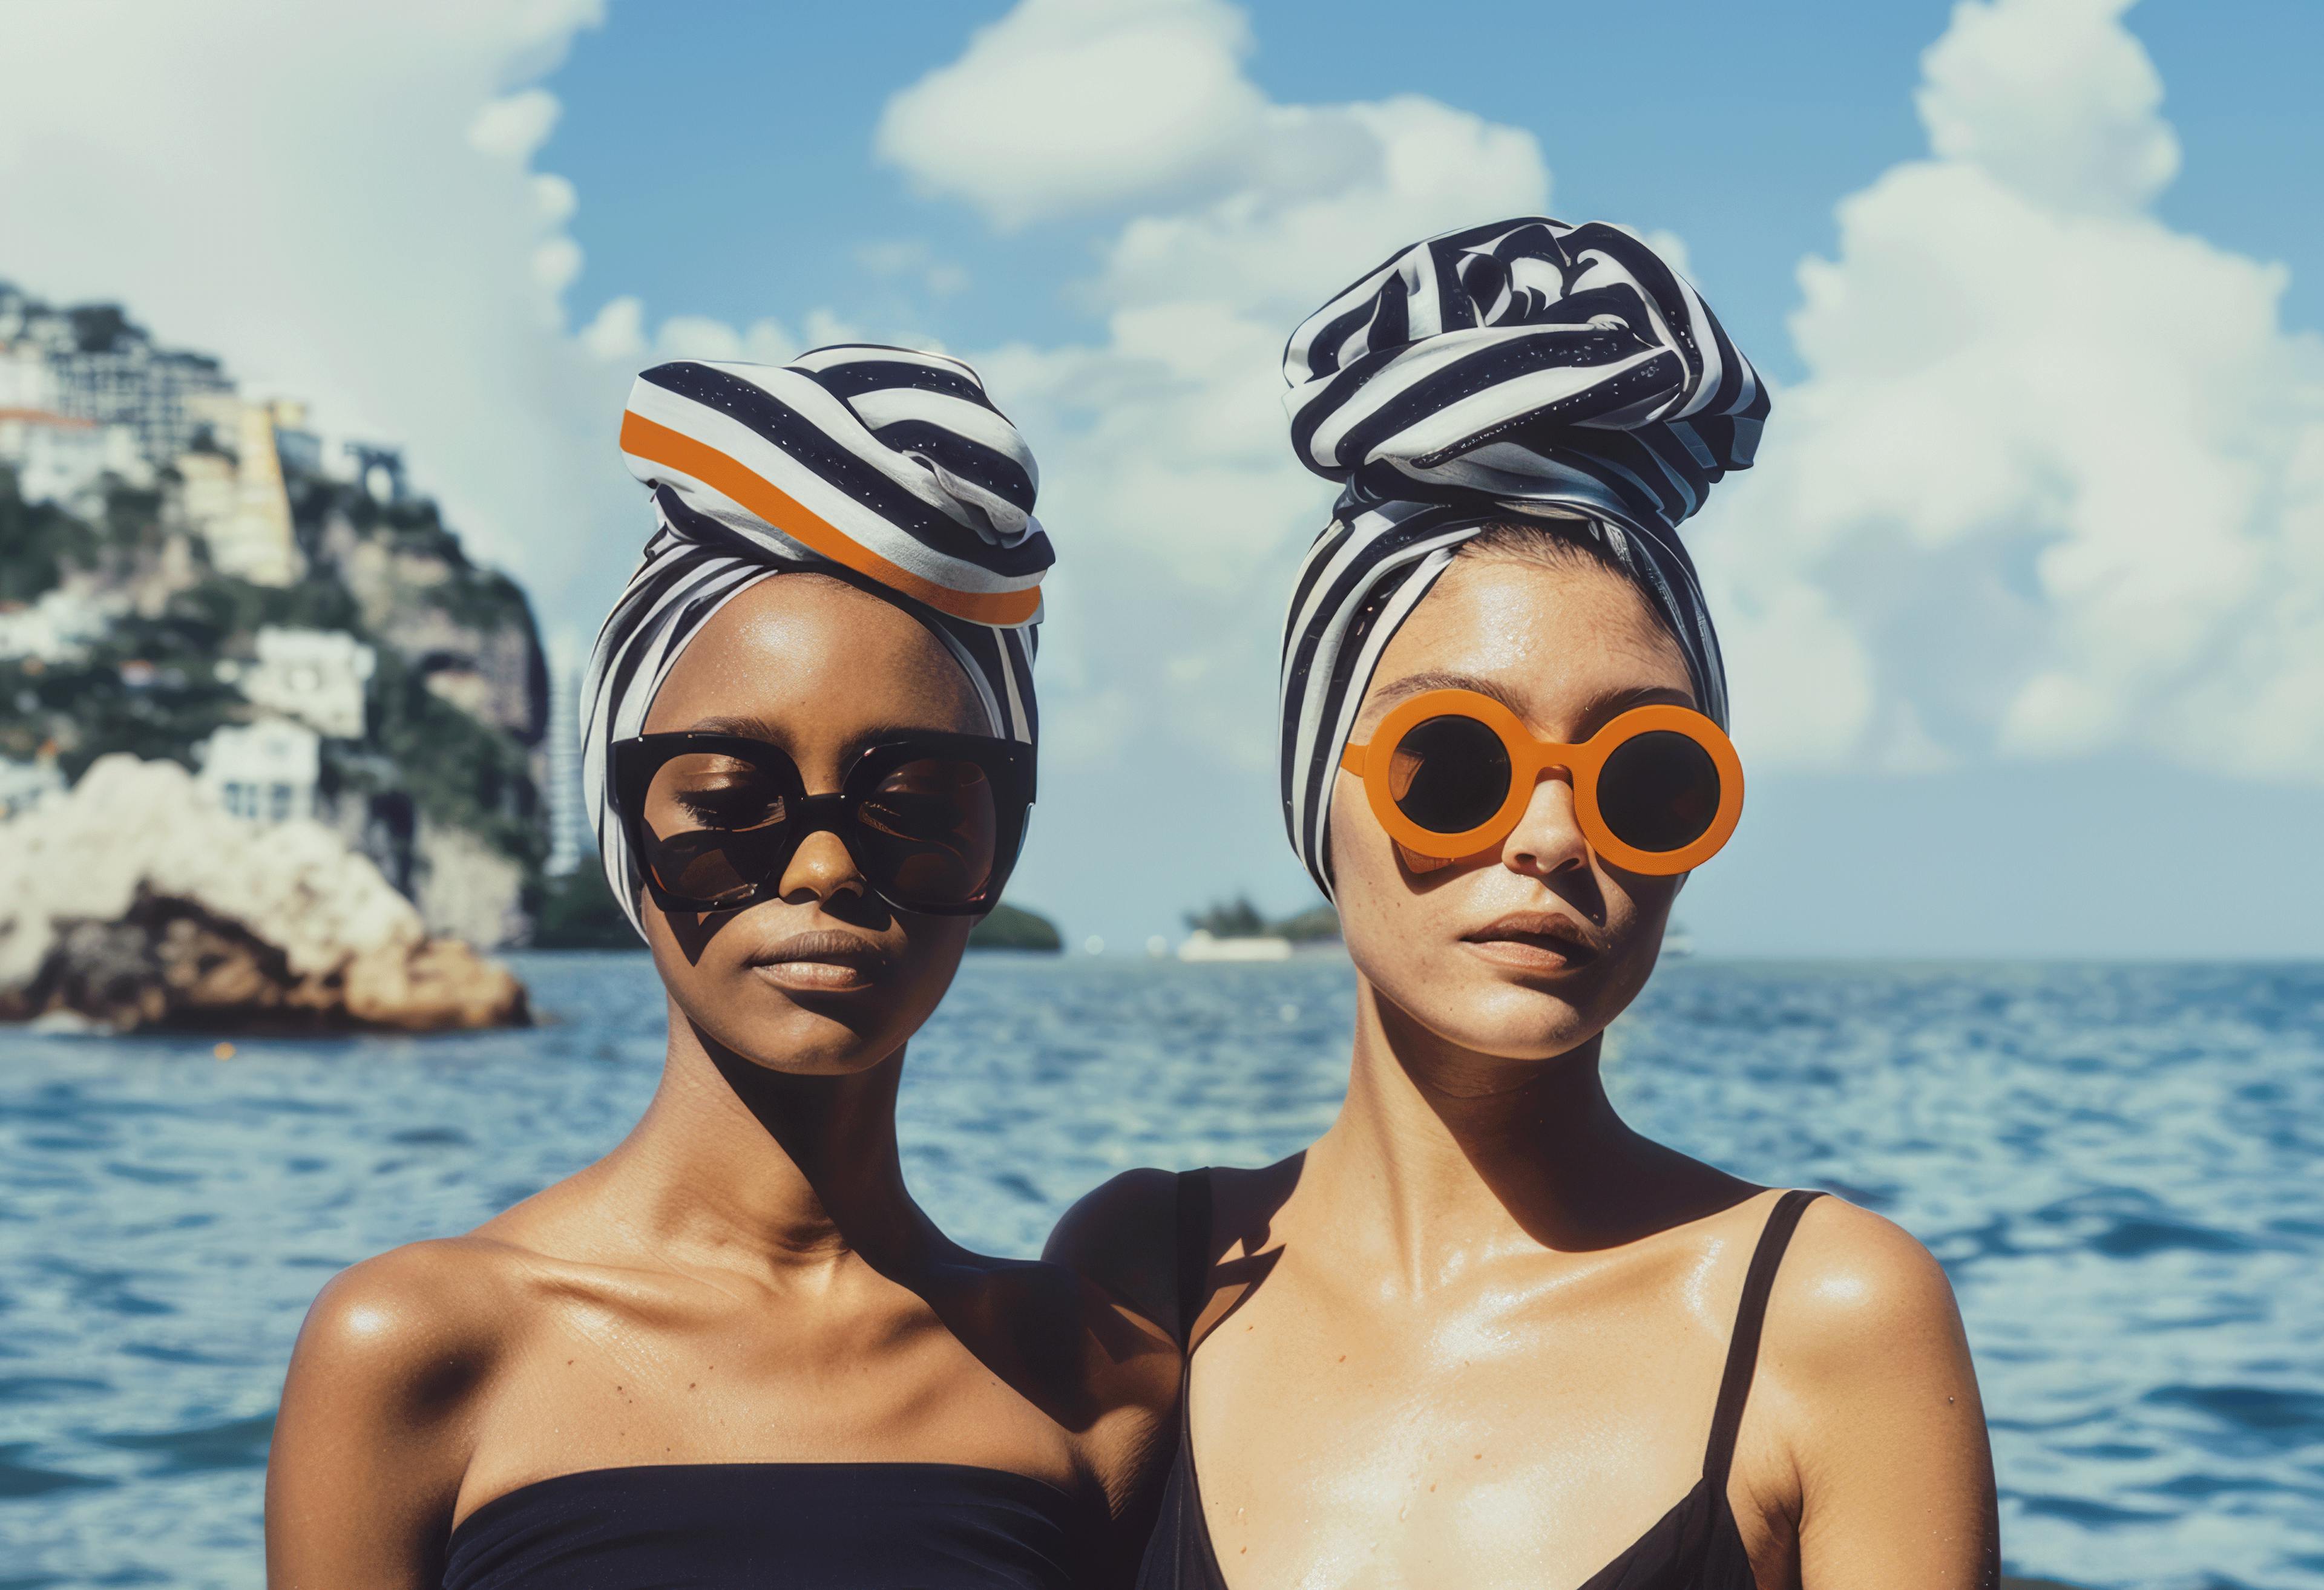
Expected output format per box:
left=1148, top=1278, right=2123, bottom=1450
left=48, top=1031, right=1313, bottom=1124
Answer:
left=266, top=348, right=1176, bottom=1589
left=1051, top=220, right=2000, bottom=1589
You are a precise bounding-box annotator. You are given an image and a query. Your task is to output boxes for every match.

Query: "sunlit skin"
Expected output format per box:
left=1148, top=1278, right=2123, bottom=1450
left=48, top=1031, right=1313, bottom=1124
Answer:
left=1052, top=542, right=2000, bottom=1589
left=266, top=574, right=1178, bottom=1590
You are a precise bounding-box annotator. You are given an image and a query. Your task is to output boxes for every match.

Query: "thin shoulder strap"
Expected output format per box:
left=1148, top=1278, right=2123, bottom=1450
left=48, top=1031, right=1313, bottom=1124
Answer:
left=1172, top=1168, right=1215, bottom=1351
left=1702, top=1189, right=1825, bottom=1490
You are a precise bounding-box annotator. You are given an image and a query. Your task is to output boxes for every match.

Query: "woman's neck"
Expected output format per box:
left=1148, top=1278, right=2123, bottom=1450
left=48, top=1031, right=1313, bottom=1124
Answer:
left=1301, top=975, right=1718, bottom=1287
left=596, top=999, right=942, bottom=1280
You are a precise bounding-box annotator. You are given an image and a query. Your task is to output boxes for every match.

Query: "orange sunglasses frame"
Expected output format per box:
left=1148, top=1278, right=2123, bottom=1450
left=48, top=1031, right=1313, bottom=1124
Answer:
left=1338, top=688, right=1744, bottom=875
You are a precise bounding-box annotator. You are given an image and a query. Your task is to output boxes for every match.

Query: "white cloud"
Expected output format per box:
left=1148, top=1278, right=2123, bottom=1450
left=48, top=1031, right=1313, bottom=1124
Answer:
left=875, top=0, right=1267, bottom=229
left=577, top=298, right=888, bottom=371
left=1916, top=0, right=2179, bottom=214
left=1091, top=96, right=1546, bottom=314
left=1698, top=0, right=2324, bottom=780
left=0, top=2, right=632, bottom=621
left=651, top=314, right=798, bottom=365
left=578, top=295, right=648, bottom=362
left=531, top=172, right=579, bottom=226
left=531, top=235, right=584, bottom=295
left=467, top=87, right=562, bottom=163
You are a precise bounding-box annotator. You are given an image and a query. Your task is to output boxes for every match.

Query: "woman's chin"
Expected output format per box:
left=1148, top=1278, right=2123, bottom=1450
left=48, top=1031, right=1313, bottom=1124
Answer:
left=1379, top=978, right=1598, bottom=1065
left=686, top=1003, right=895, bottom=1076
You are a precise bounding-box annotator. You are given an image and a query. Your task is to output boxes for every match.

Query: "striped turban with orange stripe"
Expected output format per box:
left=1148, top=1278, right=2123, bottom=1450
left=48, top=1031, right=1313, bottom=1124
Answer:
left=581, top=345, right=1049, bottom=931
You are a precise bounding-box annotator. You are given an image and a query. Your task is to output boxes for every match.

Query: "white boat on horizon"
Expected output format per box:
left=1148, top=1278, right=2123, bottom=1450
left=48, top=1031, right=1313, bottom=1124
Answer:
left=1177, top=930, right=1294, bottom=963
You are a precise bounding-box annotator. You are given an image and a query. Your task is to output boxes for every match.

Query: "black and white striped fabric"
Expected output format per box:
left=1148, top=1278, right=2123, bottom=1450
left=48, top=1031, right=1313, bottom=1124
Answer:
left=1278, top=217, right=1768, bottom=897
left=583, top=347, right=1049, bottom=932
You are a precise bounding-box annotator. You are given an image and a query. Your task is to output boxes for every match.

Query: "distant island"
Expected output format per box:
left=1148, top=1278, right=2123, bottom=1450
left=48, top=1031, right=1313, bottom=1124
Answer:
left=1186, top=895, right=1340, bottom=943
left=1175, top=894, right=1339, bottom=961
left=968, top=901, right=1063, bottom=952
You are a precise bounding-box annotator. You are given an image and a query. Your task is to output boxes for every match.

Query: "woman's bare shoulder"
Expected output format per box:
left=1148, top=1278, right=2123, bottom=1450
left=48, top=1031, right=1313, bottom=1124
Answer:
left=1767, top=1196, right=1968, bottom=1364
left=287, top=1235, right=542, bottom=1412
left=268, top=1234, right=588, bottom=1575
left=1751, top=1192, right=1985, bottom=1466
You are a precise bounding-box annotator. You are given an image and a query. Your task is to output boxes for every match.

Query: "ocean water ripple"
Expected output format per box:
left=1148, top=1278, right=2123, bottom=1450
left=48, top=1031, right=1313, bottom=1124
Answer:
left=1, top=954, right=2320, bottom=1588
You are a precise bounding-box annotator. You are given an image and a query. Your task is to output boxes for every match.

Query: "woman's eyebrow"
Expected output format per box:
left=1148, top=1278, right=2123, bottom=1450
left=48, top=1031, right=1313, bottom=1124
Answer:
left=684, top=715, right=787, bottom=742
left=1576, top=683, right=1697, bottom=734
left=1363, top=673, right=1697, bottom=734
left=841, top=723, right=959, bottom=757
left=1365, top=670, right=1528, bottom=716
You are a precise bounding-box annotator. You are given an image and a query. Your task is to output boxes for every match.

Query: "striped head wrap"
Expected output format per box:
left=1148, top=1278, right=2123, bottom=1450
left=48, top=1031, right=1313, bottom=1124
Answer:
left=582, top=345, right=1048, bottom=932
left=1278, top=217, right=1768, bottom=898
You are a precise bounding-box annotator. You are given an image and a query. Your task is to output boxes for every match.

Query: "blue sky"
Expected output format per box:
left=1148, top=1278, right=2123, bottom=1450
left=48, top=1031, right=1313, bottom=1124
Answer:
left=9, top=0, right=2320, bottom=957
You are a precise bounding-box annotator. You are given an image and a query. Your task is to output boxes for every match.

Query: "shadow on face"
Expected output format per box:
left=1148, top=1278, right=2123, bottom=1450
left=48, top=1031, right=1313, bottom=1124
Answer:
left=637, top=573, right=990, bottom=1076
left=1328, top=546, right=1698, bottom=1065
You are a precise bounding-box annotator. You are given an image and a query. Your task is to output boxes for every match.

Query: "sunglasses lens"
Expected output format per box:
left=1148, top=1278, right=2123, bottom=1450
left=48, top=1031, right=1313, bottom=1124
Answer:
left=642, top=753, right=792, bottom=906
left=1597, top=730, right=1721, bottom=856
left=1389, top=714, right=1512, bottom=835
left=850, top=756, right=1000, bottom=909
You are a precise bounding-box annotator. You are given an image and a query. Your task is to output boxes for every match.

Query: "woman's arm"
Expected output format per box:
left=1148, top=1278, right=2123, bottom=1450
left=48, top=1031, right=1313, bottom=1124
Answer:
left=1762, top=1200, right=2001, bottom=1589
left=264, top=1242, right=507, bottom=1590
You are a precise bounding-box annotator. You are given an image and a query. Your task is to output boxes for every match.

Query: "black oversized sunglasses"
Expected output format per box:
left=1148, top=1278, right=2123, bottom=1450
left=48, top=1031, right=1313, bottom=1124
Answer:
left=611, top=731, right=1034, bottom=917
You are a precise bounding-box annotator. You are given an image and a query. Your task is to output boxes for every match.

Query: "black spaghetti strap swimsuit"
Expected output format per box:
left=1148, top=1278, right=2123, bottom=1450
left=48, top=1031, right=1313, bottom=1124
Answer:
left=441, top=1461, right=1105, bottom=1589
left=1138, top=1177, right=1825, bottom=1590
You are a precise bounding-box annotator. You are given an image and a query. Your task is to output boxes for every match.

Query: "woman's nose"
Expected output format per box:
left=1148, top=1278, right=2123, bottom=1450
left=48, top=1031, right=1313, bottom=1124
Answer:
left=1502, top=769, right=1592, bottom=880
left=778, top=828, right=868, bottom=907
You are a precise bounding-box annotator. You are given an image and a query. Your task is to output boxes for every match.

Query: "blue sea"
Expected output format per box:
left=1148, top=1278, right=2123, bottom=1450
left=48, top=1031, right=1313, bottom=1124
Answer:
left=2, top=954, right=2320, bottom=1589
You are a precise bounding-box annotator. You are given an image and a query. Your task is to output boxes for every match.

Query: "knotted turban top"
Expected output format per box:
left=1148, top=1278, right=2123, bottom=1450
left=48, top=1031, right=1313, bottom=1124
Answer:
left=582, top=345, right=1049, bottom=932
left=1276, top=217, right=1768, bottom=897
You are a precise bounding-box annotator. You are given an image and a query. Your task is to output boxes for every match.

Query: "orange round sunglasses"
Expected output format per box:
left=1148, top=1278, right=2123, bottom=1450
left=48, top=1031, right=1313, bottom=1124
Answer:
left=1338, top=689, right=1744, bottom=875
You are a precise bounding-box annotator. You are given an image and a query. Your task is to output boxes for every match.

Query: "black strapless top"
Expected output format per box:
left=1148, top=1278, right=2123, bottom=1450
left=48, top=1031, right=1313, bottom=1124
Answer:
left=443, top=1461, right=1105, bottom=1590
left=1137, top=1181, right=1825, bottom=1590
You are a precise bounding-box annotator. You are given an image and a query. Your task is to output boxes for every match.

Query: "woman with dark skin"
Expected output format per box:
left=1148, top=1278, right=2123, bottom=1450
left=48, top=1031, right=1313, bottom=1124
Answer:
left=1050, top=221, right=2000, bottom=1589
left=266, top=350, right=1177, bottom=1589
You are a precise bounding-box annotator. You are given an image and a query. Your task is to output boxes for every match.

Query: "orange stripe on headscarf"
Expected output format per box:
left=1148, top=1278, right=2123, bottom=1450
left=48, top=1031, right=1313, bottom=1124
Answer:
left=618, top=411, right=1042, bottom=627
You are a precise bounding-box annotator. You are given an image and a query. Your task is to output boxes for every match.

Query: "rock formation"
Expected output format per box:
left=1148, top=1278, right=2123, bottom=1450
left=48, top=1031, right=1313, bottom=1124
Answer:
left=0, top=754, right=527, bottom=1032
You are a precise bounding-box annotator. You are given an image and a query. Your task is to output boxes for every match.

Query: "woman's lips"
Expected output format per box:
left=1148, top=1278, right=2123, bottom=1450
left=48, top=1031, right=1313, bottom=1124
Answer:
left=746, top=929, right=893, bottom=993
left=1460, top=912, right=1604, bottom=975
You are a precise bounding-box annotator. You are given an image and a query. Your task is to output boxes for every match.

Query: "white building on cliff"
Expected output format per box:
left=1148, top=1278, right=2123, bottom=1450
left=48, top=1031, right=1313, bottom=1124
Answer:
left=199, top=626, right=376, bottom=825
left=0, top=407, right=148, bottom=505
left=0, top=338, right=58, bottom=410
left=48, top=334, right=235, bottom=465
left=0, top=588, right=113, bottom=662
left=228, top=627, right=375, bottom=740
left=197, top=718, right=322, bottom=824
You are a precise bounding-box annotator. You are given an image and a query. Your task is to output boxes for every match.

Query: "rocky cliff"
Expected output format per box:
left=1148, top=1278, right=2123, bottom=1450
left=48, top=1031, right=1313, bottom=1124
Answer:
left=291, top=480, right=550, bottom=946
left=0, top=755, right=525, bottom=1032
